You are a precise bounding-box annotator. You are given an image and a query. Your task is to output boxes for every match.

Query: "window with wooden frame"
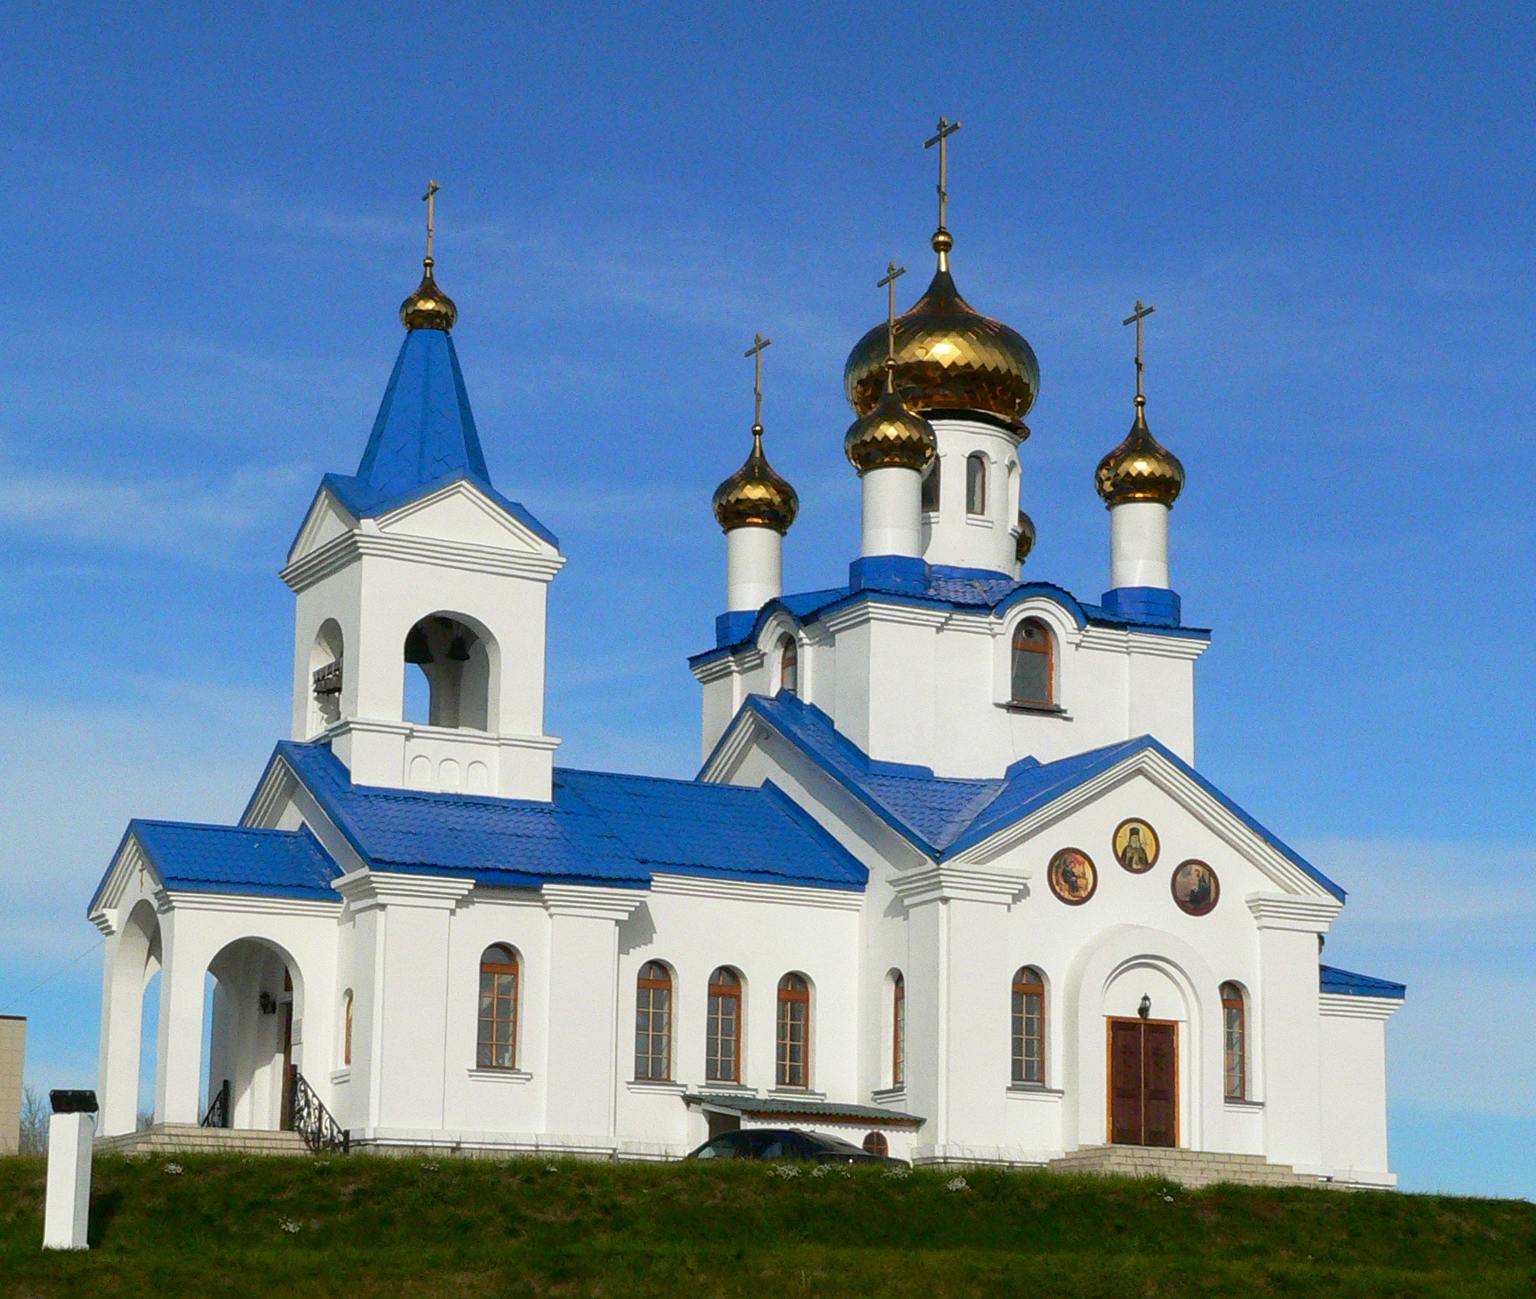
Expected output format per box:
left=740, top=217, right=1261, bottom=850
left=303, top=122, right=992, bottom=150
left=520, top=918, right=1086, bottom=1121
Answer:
left=776, top=972, right=811, bottom=1089
left=966, top=453, right=988, bottom=515
left=779, top=635, right=798, bottom=696
left=477, top=944, right=519, bottom=1070
left=891, top=972, right=906, bottom=1088
left=342, top=989, right=353, bottom=1067
left=706, top=967, right=743, bottom=1083
left=921, top=455, right=941, bottom=512
left=1221, top=982, right=1247, bottom=1100
left=862, top=1131, right=890, bottom=1158
left=634, top=961, right=673, bottom=1081
left=1010, top=619, right=1054, bottom=707
left=1011, top=966, right=1046, bottom=1085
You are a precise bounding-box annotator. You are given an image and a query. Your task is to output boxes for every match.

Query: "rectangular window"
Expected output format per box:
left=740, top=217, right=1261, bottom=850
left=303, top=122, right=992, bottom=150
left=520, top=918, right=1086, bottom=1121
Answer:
left=1011, top=988, right=1043, bottom=1084
left=776, top=995, right=808, bottom=1088
left=635, top=982, right=671, bottom=1081
left=707, top=988, right=740, bottom=1082
left=477, top=967, right=517, bottom=1070
left=1223, top=1005, right=1245, bottom=1100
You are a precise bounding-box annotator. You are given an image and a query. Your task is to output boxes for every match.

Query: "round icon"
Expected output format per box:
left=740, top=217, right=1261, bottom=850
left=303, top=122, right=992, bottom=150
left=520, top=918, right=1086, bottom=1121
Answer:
left=1113, top=818, right=1159, bottom=873
left=1171, top=859, right=1220, bottom=916
left=1047, top=847, right=1098, bottom=906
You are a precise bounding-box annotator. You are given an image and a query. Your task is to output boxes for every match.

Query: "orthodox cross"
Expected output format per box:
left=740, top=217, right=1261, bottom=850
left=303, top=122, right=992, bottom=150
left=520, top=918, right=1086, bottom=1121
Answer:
left=924, top=116, right=962, bottom=231
left=422, top=179, right=441, bottom=261
left=744, top=332, right=772, bottom=427
left=877, top=261, right=907, bottom=383
left=1123, top=298, right=1155, bottom=400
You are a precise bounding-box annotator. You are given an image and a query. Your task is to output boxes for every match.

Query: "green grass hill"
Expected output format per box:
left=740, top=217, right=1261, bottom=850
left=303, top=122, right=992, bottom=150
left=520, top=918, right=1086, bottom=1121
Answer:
left=2, top=1153, right=1532, bottom=1298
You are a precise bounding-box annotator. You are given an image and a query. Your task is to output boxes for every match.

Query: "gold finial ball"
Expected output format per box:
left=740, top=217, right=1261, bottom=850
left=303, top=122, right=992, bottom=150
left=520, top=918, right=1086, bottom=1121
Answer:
left=713, top=425, right=800, bottom=534
left=1015, top=510, right=1036, bottom=564
left=400, top=258, right=458, bottom=331
left=931, top=227, right=954, bottom=256
left=843, top=388, right=938, bottom=475
left=1095, top=404, right=1185, bottom=508
left=844, top=265, right=1039, bottom=432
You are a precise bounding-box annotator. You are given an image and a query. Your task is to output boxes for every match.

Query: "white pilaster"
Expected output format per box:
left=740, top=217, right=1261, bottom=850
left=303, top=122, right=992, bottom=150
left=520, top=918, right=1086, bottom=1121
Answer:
left=153, top=916, right=206, bottom=1126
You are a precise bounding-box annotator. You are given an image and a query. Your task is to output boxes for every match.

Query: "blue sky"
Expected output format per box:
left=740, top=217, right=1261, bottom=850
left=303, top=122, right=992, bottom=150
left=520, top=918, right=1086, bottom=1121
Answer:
left=1, top=2, right=1531, bottom=1196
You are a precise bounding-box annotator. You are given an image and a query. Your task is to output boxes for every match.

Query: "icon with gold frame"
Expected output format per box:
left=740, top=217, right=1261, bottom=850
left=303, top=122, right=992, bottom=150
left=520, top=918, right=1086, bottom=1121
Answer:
left=1112, top=818, right=1159, bottom=874
left=1047, top=847, right=1097, bottom=906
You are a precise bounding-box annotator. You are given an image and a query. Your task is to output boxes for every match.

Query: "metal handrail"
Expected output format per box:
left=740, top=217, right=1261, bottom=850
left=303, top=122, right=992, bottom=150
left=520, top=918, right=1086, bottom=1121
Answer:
left=288, top=1065, right=350, bottom=1154
left=200, top=1078, right=230, bottom=1129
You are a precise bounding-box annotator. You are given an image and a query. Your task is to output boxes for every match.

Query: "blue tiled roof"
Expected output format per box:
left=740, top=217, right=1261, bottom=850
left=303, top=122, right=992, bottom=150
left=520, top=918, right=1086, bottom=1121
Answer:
left=1320, top=964, right=1406, bottom=999
left=128, top=821, right=340, bottom=899
left=714, top=694, right=1345, bottom=900
left=690, top=569, right=1208, bottom=668
left=317, top=328, right=556, bottom=546
left=262, top=741, right=865, bottom=893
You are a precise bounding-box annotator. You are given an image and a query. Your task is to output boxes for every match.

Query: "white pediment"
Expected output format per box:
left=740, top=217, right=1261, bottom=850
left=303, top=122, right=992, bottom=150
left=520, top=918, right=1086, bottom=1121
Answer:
left=287, top=488, right=360, bottom=566
left=377, top=481, right=558, bottom=557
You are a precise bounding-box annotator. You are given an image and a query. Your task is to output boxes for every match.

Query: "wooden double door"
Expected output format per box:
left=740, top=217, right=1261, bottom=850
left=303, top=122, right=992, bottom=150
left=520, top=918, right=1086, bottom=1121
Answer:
left=1107, top=1017, right=1178, bottom=1147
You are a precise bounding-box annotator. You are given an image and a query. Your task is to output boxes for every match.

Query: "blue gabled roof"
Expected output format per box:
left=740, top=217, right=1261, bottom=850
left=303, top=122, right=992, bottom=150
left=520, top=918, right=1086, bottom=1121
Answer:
left=128, top=821, right=340, bottom=899
left=690, top=568, right=1208, bottom=669
left=263, top=741, right=865, bottom=893
left=317, top=327, right=556, bottom=547
left=1320, top=964, right=1406, bottom=999
left=713, top=693, right=1345, bottom=900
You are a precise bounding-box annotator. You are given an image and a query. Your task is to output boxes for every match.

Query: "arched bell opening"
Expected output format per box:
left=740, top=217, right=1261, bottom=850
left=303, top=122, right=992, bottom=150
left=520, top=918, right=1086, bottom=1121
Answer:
left=308, top=618, right=345, bottom=734
left=203, top=938, right=305, bottom=1132
left=402, top=613, right=495, bottom=731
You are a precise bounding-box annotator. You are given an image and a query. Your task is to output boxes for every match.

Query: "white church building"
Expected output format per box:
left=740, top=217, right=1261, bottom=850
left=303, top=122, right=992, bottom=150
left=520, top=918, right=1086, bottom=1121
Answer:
left=87, top=141, right=1403, bottom=1183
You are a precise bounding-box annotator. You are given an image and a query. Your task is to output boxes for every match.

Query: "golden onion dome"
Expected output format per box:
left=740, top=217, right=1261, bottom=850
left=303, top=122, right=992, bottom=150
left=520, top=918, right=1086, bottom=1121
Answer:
left=844, top=232, right=1040, bottom=433
left=1015, top=509, right=1036, bottom=565
left=1096, top=399, right=1185, bottom=508
left=843, top=374, right=938, bottom=475
left=713, top=424, right=799, bottom=534
left=400, top=257, right=458, bottom=331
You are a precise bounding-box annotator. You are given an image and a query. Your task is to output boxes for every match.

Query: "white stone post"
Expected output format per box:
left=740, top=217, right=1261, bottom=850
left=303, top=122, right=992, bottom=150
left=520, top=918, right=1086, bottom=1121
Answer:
left=1109, top=501, right=1171, bottom=590
left=43, top=1095, right=95, bottom=1251
left=724, top=525, right=783, bottom=612
left=861, top=467, right=922, bottom=557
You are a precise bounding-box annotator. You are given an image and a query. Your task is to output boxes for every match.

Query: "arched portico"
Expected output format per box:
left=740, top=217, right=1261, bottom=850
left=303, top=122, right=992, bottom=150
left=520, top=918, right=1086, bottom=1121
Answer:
left=204, top=937, right=306, bottom=1131
left=97, top=899, right=162, bottom=1136
left=1060, top=925, right=1223, bottom=1153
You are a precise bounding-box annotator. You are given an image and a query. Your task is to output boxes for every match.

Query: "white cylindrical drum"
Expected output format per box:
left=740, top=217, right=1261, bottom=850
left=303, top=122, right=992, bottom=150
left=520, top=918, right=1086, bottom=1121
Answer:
left=861, top=466, right=923, bottom=557
left=724, top=524, right=784, bottom=612
left=1109, top=500, right=1171, bottom=589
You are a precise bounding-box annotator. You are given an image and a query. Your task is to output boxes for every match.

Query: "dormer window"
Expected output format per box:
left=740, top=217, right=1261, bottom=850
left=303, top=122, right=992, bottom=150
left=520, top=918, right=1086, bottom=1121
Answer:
left=1010, top=619, right=1054, bottom=707
left=921, top=456, right=941, bottom=513
left=779, top=635, right=798, bottom=696
left=966, top=453, right=988, bottom=515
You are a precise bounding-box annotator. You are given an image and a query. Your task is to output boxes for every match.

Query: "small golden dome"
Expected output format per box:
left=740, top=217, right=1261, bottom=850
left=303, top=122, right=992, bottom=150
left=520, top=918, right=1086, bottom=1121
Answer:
left=1096, top=399, right=1185, bottom=508
left=1015, top=510, right=1036, bottom=564
left=400, top=257, right=457, bottom=331
left=843, top=377, right=938, bottom=475
left=844, top=234, right=1040, bottom=432
left=713, top=424, right=799, bottom=534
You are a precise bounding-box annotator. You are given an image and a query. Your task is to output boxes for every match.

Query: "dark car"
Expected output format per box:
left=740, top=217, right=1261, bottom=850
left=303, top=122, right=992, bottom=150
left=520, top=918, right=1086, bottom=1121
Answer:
left=686, top=1127, right=905, bottom=1164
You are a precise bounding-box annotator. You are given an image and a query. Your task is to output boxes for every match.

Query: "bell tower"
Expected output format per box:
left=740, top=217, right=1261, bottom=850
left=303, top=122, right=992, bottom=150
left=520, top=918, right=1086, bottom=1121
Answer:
left=281, top=184, right=565, bottom=800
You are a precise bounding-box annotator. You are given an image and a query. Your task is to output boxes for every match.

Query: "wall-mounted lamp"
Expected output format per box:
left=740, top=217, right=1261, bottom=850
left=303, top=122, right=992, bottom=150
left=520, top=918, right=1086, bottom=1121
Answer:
left=1138, top=995, right=1151, bottom=1019
left=259, top=991, right=277, bottom=1015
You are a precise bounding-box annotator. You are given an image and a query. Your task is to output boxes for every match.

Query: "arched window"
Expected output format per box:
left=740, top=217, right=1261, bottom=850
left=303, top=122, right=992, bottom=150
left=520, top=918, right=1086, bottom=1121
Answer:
left=1010, top=619, right=1054, bottom=707
left=966, top=453, right=988, bottom=515
left=776, top=973, right=811, bottom=1089
left=706, top=967, right=743, bottom=1083
left=1221, top=982, right=1247, bottom=1100
left=477, top=945, right=519, bottom=1070
left=891, top=972, right=906, bottom=1088
left=635, top=961, right=673, bottom=1082
left=779, top=635, right=798, bottom=696
left=341, top=989, right=353, bottom=1067
left=862, top=1131, right=890, bottom=1158
left=1011, top=966, right=1046, bottom=1085
left=921, top=455, right=941, bottom=513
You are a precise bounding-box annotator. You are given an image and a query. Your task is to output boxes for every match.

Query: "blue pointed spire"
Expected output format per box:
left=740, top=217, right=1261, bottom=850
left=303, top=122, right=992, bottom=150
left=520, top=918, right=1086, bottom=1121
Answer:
left=321, top=329, right=556, bottom=547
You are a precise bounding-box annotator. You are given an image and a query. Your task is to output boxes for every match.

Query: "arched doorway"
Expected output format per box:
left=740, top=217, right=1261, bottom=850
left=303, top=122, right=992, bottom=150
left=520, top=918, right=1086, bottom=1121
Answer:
left=204, top=938, right=305, bottom=1131
left=1102, top=960, right=1189, bottom=1149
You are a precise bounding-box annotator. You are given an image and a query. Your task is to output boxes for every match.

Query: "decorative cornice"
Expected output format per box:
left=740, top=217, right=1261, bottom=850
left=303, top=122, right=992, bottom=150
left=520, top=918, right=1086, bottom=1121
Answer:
left=690, top=654, right=738, bottom=684
left=648, top=873, right=864, bottom=911
left=281, top=523, right=564, bottom=593
left=329, top=718, right=560, bottom=753
left=890, top=863, right=1027, bottom=907
left=161, top=891, right=343, bottom=918
left=541, top=883, right=647, bottom=920
left=333, top=868, right=476, bottom=912
left=1077, top=624, right=1207, bottom=661
left=1246, top=893, right=1342, bottom=932
left=1318, top=992, right=1401, bottom=1021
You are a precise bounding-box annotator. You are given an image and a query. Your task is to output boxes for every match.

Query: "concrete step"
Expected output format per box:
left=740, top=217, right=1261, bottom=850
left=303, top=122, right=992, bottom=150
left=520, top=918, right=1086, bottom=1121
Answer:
left=96, top=1124, right=312, bottom=1156
left=1047, top=1144, right=1316, bottom=1188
